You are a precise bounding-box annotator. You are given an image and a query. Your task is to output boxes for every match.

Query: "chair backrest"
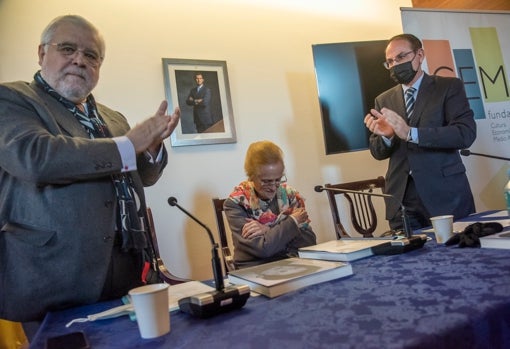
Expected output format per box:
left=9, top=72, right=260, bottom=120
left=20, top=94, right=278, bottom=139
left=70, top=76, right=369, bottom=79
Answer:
left=212, top=198, right=237, bottom=273
left=146, top=207, right=190, bottom=285
left=324, top=176, right=386, bottom=239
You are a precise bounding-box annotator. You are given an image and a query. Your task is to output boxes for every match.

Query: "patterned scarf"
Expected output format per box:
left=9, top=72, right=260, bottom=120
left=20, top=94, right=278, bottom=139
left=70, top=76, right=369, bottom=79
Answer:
left=228, top=180, right=310, bottom=228
left=34, top=71, right=147, bottom=252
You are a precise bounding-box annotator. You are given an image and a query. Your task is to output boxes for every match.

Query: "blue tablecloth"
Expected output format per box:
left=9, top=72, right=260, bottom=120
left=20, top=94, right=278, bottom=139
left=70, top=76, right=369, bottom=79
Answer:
left=30, top=213, right=510, bottom=349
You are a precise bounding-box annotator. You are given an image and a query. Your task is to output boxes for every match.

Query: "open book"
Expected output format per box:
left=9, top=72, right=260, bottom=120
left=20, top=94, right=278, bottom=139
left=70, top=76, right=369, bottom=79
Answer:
left=227, top=257, right=353, bottom=298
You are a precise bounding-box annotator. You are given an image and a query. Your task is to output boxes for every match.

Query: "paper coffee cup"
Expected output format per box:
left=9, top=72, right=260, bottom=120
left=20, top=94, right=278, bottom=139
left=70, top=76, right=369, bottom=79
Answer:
left=129, top=283, right=170, bottom=339
left=430, top=215, right=454, bottom=243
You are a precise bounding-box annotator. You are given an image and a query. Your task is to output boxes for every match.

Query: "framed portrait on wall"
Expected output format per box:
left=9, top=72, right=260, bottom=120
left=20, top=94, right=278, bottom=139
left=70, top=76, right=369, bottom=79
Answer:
left=162, top=58, right=236, bottom=146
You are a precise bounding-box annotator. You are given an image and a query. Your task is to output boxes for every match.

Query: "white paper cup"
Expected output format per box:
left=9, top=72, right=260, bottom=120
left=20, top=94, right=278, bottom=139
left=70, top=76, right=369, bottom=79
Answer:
left=128, top=283, right=170, bottom=339
left=430, top=215, right=454, bottom=243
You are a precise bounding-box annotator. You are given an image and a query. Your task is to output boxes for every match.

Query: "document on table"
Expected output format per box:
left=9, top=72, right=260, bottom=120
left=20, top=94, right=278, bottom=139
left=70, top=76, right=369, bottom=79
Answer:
left=480, top=210, right=508, bottom=218
left=167, top=281, right=216, bottom=311
left=66, top=281, right=217, bottom=327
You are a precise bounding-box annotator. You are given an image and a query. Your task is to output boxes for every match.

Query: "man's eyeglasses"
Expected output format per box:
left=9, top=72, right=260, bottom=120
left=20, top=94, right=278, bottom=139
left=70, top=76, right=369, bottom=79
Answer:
left=383, top=50, right=415, bottom=70
left=45, top=42, right=103, bottom=68
left=259, top=175, right=287, bottom=187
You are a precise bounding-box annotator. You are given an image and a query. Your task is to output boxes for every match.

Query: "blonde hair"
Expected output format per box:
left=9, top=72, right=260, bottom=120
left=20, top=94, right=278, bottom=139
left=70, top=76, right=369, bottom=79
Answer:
left=244, top=141, right=285, bottom=179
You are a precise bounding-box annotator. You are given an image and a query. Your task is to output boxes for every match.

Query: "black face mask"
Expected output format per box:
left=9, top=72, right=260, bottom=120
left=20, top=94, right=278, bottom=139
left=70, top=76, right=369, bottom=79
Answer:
left=389, top=60, right=418, bottom=85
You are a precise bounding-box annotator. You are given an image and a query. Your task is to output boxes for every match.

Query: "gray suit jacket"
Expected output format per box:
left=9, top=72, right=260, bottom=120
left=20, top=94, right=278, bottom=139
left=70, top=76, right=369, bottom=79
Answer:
left=0, top=81, right=167, bottom=321
left=368, top=74, right=476, bottom=221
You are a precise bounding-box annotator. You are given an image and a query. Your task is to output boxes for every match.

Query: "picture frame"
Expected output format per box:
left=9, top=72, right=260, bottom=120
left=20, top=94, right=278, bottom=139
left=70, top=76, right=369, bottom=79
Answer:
left=162, top=58, right=236, bottom=146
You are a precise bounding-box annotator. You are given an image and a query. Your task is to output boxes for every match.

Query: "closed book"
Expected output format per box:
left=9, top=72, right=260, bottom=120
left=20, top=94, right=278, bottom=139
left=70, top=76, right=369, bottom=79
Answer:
left=298, top=239, right=389, bottom=261
left=227, top=257, right=353, bottom=298
left=480, top=231, right=510, bottom=249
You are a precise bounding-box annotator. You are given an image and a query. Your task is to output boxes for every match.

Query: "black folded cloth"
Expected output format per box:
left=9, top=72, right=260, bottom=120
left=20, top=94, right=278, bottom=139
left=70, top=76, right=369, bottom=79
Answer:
left=444, top=222, right=504, bottom=247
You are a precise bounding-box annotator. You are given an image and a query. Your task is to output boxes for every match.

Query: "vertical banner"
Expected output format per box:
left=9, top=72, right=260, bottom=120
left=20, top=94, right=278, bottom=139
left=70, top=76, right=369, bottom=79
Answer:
left=401, top=8, right=510, bottom=210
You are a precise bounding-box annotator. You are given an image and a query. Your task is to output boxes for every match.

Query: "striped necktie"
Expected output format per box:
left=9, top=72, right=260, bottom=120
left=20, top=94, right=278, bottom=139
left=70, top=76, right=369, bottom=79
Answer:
left=405, top=87, right=416, bottom=118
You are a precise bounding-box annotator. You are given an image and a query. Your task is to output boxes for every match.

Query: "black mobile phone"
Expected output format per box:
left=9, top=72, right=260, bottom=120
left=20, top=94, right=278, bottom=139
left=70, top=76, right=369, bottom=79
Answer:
left=46, top=331, right=90, bottom=349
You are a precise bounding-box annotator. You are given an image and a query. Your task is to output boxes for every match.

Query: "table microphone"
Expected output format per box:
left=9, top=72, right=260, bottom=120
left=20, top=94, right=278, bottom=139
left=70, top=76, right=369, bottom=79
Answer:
left=460, top=149, right=510, bottom=161
left=314, top=185, right=427, bottom=254
left=167, top=196, right=250, bottom=318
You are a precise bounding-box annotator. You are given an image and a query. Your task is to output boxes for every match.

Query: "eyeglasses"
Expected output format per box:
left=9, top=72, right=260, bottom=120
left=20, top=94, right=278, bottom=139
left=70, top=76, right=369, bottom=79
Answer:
left=258, top=175, right=287, bottom=187
left=383, top=50, right=415, bottom=70
left=45, top=42, right=103, bottom=67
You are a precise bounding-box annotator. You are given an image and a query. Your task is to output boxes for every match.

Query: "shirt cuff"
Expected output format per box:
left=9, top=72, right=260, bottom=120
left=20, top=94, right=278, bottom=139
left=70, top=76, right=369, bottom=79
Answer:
left=407, top=127, right=419, bottom=143
left=113, top=136, right=137, bottom=172
left=145, top=144, right=164, bottom=164
left=382, top=135, right=393, bottom=147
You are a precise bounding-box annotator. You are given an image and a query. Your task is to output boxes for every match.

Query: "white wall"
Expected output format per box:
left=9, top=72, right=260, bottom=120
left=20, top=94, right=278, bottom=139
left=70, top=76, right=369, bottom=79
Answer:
left=6, top=0, right=489, bottom=281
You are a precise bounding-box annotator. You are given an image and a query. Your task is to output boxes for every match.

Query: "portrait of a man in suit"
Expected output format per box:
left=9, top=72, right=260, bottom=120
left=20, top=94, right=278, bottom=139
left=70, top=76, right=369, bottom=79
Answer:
left=173, top=67, right=229, bottom=138
left=186, top=72, right=214, bottom=133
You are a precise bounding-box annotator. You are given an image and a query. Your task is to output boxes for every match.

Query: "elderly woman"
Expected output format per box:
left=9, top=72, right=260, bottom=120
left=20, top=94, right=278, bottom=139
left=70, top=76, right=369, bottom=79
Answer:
left=224, top=141, right=316, bottom=268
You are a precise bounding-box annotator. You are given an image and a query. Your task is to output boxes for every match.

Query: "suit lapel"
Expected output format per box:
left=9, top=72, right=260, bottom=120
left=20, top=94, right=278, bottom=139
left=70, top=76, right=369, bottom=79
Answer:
left=30, top=81, right=128, bottom=138
left=30, top=81, right=89, bottom=138
left=409, top=74, right=433, bottom=127
left=389, top=85, right=406, bottom=122
left=96, top=105, right=126, bottom=137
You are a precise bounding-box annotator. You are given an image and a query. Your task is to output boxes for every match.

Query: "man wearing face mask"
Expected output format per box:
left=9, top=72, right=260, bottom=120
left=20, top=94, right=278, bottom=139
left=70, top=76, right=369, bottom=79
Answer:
left=364, top=33, right=476, bottom=231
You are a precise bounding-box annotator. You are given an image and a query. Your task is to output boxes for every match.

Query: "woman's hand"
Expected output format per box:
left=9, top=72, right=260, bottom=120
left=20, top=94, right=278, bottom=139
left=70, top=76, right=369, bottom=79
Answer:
left=290, top=207, right=309, bottom=224
left=241, top=219, right=269, bottom=239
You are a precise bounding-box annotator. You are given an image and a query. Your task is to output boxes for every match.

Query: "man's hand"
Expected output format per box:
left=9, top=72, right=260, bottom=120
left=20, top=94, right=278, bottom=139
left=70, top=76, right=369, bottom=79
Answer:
left=126, top=100, right=180, bottom=155
left=378, top=108, right=410, bottom=140
left=364, top=108, right=410, bottom=140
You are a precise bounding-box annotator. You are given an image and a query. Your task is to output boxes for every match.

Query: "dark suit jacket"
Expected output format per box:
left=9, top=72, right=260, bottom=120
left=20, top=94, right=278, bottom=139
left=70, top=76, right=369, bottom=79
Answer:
left=186, top=85, right=213, bottom=131
left=0, top=81, right=167, bottom=322
left=368, top=74, right=476, bottom=222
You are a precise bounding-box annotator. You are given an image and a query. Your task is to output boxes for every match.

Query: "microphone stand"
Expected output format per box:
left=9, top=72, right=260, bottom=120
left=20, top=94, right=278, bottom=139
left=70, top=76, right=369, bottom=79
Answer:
left=460, top=149, right=510, bottom=161
left=168, top=197, right=224, bottom=291
left=167, top=197, right=250, bottom=318
left=314, top=186, right=426, bottom=254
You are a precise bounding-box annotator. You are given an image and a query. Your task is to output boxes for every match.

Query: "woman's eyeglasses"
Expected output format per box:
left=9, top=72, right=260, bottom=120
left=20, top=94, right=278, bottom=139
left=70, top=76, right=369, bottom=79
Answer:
left=259, top=175, right=287, bottom=187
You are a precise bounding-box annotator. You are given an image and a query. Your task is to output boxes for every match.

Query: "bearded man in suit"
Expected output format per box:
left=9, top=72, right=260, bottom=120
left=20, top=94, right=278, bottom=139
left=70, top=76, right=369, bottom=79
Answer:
left=364, top=33, right=476, bottom=231
left=0, top=14, right=180, bottom=328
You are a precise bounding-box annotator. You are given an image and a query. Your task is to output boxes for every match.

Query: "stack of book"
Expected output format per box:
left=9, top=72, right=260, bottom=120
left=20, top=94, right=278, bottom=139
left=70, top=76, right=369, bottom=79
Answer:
left=480, top=231, right=510, bottom=249
left=227, top=257, right=353, bottom=298
left=297, top=239, right=388, bottom=261
left=227, top=238, right=413, bottom=298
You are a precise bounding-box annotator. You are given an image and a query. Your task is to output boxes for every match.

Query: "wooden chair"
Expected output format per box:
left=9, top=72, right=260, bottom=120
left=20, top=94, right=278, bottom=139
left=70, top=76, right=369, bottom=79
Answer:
left=212, top=198, right=237, bottom=273
left=324, top=176, right=386, bottom=239
left=146, top=207, right=190, bottom=284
